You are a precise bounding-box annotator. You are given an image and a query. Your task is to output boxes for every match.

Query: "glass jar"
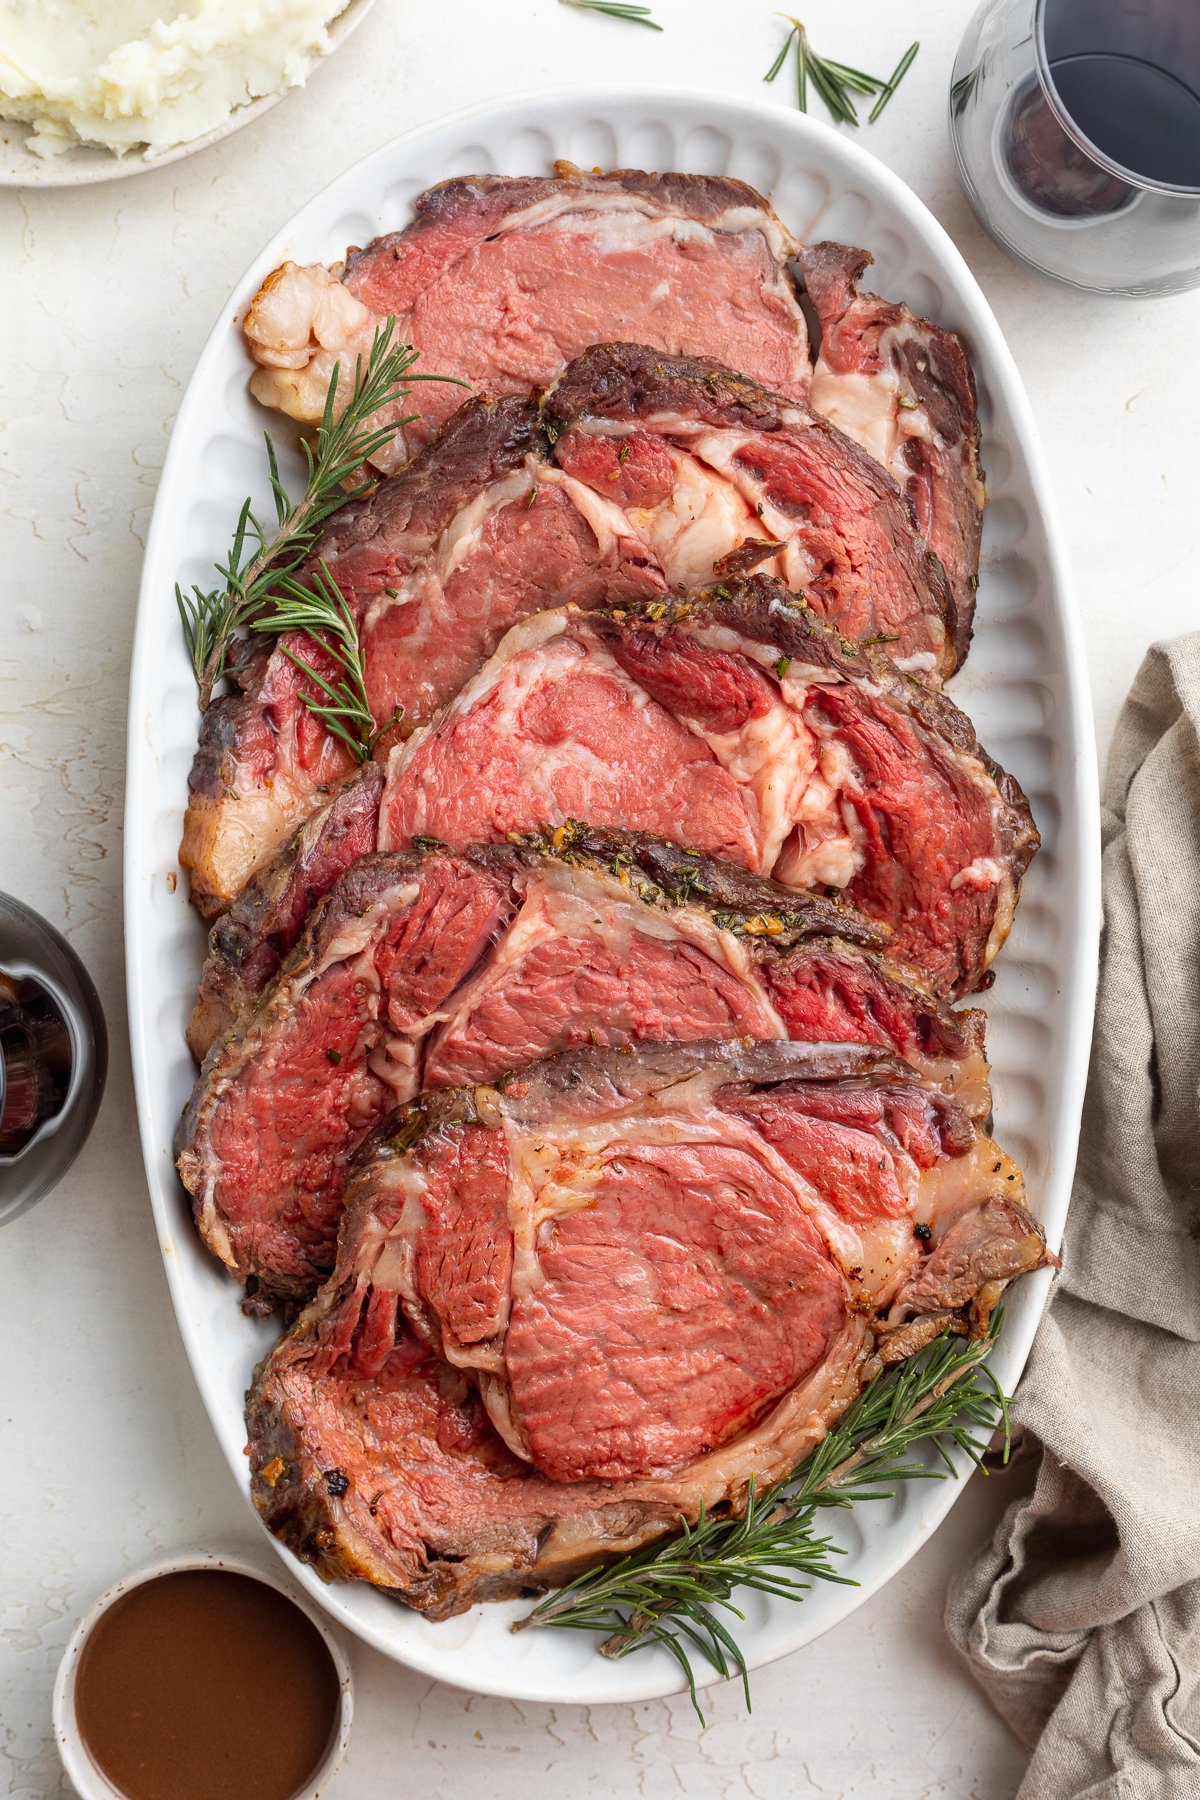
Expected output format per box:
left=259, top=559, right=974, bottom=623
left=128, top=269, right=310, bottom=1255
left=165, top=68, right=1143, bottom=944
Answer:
left=0, top=893, right=107, bottom=1227
left=950, top=0, right=1200, bottom=295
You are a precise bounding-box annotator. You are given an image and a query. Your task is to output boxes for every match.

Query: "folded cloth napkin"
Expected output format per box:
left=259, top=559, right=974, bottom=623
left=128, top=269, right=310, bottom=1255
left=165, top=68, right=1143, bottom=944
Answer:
left=946, top=635, right=1200, bottom=1799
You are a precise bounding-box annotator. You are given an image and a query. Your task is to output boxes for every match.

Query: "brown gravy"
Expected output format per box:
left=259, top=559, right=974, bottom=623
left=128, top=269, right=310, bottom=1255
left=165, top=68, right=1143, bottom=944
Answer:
left=73, top=1569, right=341, bottom=1800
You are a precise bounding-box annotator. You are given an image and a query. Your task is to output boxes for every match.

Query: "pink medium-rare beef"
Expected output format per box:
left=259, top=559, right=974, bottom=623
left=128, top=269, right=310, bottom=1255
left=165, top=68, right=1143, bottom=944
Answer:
left=384, top=618, right=765, bottom=868
left=412, top=1127, right=848, bottom=1485
left=182, top=339, right=957, bottom=920
left=306, top=396, right=666, bottom=709
left=178, top=381, right=650, bottom=917
left=178, top=850, right=512, bottom=1311
left=244, top=165, right=811, bottom=470
left=179, top=830, right=989, bottom=1311
left=543, top=343, right=957, bottom=681
left=246, top=1039, right=1048, bottom=1615
left=187, top=764, right=386, bottom=1059
left=248, top=1291, right=863, bottom=1619
left=380, top=579, right=1038, bottom=997
left=178, top=394, right=576, bottom=916
left=800, top=243, right=985, bottom=659
left=185, top=794, right=997, bottom=1104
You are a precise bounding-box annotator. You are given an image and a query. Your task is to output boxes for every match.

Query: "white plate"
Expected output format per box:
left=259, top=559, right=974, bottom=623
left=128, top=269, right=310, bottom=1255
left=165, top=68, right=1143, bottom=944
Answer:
left=125, top=86, right=1102, bottom=1706
left=0, top=0, right=376, bottom=188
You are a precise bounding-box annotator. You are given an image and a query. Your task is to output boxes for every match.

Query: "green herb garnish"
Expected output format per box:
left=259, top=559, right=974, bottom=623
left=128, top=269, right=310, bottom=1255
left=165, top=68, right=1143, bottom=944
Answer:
left=559, top=0, right=661, bottom=28
left=870, top=40, right=920, bottom=121
left=765, top=19, right=919, bottom=128
left=246, top=562, right=400, bottom=762
left=177, top=319, right=454, bottom=709
left=517, top=1317, right=1009, bottom=1721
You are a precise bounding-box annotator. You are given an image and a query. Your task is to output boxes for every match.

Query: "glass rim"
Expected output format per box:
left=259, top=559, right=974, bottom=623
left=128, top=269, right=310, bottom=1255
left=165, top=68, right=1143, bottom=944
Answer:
left=1034, top=0, right=1200, bottom=199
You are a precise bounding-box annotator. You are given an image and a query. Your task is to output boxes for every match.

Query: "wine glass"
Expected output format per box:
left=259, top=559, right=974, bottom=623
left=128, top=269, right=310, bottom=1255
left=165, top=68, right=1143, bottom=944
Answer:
left=950, top=0, right=1200, bottom=294
left=0, top=893, right=107, bottom=1227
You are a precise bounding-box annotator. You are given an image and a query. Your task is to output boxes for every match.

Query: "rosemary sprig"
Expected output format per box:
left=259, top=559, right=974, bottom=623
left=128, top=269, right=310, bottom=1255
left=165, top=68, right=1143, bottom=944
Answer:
left=870, top=40, right=921, bottom=122
left=559, top=0, right=661, bottom=28
left=517, top=1318, right=1009, bottom=1721
left=250, top=562, right=402, bottom=762
left=176, top=318, right=444, bottom=708
left=764, top=19, right=919, bottom=128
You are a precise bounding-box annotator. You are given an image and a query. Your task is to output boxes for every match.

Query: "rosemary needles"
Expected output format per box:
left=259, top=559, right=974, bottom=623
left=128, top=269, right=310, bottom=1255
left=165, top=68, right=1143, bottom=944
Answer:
left=559, top=0, right=662, bottom=29
left=518, top=1318, right=1010, bottom=1721
left=871, top=41, right=921, bottom=122
left=176, top=318, right=447, bottom=714
left=250, top=564, right=404, bottom=762
left=765, top=19, right=919, bottom=127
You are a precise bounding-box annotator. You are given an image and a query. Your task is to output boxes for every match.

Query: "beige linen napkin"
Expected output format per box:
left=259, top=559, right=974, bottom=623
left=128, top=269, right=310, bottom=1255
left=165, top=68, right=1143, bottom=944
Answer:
left=946, top=636, right=1200, bottom=1797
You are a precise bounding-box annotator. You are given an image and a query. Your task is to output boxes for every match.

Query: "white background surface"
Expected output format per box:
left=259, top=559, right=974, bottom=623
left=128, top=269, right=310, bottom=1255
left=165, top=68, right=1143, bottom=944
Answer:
left=1, top=1, right=1197, bottom=1795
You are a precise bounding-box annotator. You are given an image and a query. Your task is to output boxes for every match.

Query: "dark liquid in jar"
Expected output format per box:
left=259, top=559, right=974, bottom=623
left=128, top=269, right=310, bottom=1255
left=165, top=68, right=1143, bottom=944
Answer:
left=0, top=893, right=106, bottom=1224
left=1005, top=52, right=1200, bottom=218
left=1051, top=52, right=1200, bottom=188
left=0, top=971, right=72, bottom=1154
left=73, top=1570, right=341, bottom=1800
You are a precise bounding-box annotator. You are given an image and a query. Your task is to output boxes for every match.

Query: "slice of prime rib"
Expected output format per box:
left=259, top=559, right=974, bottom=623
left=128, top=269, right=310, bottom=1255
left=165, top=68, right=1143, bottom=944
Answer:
left=181, top=344, right=956, bottom=917
left=541, top=343, right=955, bottom=675
left=178, top=830, right=988, bottom=1312
left=380, top=578, right=1038, bottom=998
left=246, top=1039, right=1049, bottom=1617
left=187, top=763, right=387, bottom=1060
left=179, top=394, right=552, bottom=919
left=800, top=243, right=985, bottom=658
left=243, top=165, right=811, bottom=470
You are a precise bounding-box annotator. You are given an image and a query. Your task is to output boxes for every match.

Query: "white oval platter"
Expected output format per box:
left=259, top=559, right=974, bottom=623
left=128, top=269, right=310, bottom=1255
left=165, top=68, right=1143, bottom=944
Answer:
left=0, top=0, right=377, bottom=188
left=125, top=86, right=1102, bottom=1706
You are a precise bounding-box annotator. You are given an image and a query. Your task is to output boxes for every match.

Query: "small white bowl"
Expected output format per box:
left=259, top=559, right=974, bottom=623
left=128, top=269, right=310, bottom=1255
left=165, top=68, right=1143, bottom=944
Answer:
left=52, top=1549, right=354, bottom=1800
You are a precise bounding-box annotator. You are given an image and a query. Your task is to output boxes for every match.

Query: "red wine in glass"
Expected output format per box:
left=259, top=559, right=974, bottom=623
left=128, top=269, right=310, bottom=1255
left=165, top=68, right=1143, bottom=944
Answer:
left=1006, top=43, right=1200, bottom=217
left=0, top=894, right=106, bottom=1226
left=951, top=0, right=1200, bottom=293
left=1050, top=51, right=1200, bottom=189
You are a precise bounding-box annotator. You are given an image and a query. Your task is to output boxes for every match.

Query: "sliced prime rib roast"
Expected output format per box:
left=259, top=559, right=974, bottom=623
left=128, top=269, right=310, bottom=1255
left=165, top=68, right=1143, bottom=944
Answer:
left=246, top=1039, right=1049, bottom=1617
left=801, top=243, right=985, bottom=658
left=243, top=165, right=811, bottom=472
left=379, top=579, right=1038, bottom=999
left=187, top=572, right=1032, bottom=1044
left=542, top=343, right=955, bottom=673
left=178, top=829, right=988, bottom=1311
left=241, top=172, right=985, bottom=612
left=182, top=344, right=957, bottom=917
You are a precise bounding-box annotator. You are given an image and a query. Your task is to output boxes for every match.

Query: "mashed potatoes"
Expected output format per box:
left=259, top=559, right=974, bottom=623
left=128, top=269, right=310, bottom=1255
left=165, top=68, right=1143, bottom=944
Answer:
left=0, top=0, right=351, bottom=159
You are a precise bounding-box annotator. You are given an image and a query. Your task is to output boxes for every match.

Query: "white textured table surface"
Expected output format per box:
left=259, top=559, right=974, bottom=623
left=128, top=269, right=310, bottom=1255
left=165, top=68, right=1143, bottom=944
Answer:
left=2, top=2, right=1198, bottom=1795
